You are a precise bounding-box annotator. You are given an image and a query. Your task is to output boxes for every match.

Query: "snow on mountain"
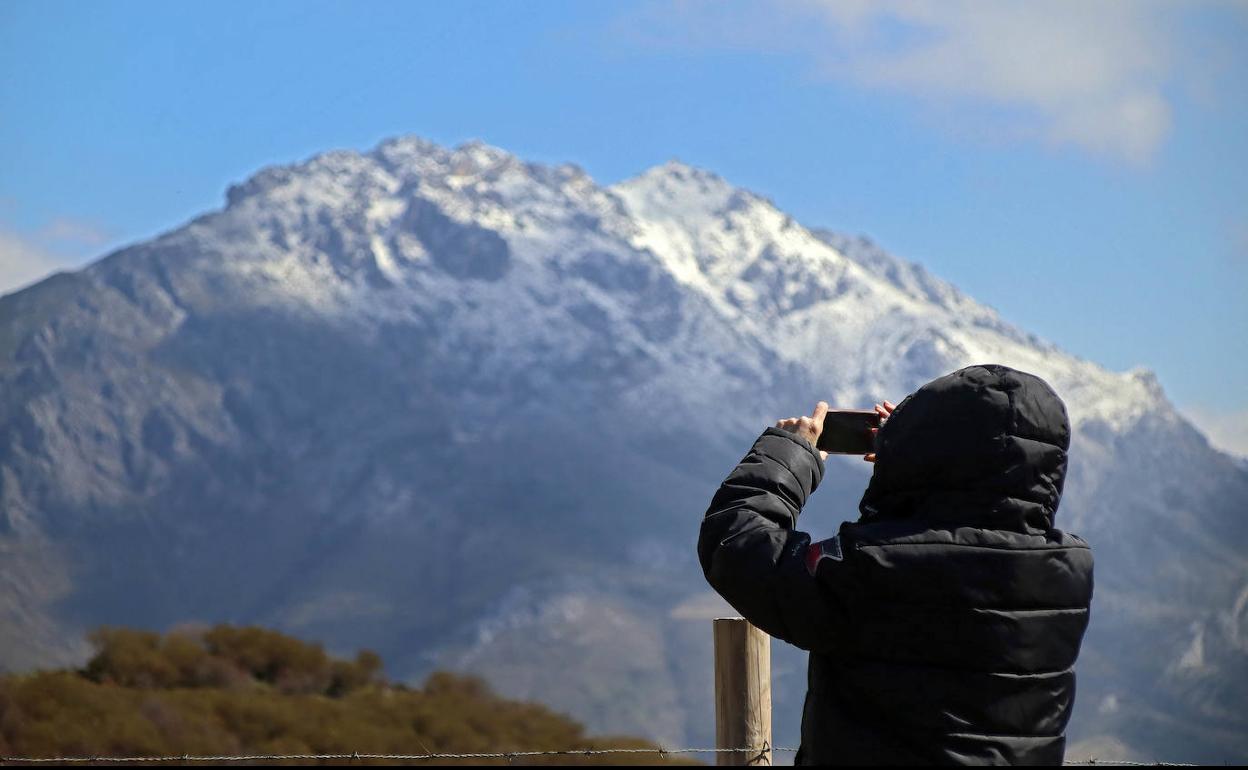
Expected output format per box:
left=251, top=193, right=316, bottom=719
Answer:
left=1, top=136, right=1244, bottom=761
left=210, top=138, right=1168, bottom=435
left=612, top=160, right=1165, bottom=435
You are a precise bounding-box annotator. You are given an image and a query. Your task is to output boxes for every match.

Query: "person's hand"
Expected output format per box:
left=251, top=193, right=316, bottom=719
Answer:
left=863, top=400, right=896, bottom=463
left=775, top=401, right=830, bottom=460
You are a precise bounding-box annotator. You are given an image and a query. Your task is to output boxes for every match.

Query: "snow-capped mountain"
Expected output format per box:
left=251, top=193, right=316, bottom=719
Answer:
left=0, top=136, right=1243, bottom=761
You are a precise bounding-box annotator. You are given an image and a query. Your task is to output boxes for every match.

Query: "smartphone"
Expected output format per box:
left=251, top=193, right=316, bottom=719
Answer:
left=816, top=409, right=882, bottom=454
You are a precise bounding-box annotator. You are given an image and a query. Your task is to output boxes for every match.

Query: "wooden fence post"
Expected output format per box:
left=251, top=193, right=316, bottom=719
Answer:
left=713, top=617, right=772, bottom=766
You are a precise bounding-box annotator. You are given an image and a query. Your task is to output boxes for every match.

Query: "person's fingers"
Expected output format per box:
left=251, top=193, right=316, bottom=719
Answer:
left=819, top=449, right=829, bottom=460
left=863, top=453, right=876, bottom=462
left=811, top=400, right=830, bottom=422
left=883, top=400, right=895, bottom=411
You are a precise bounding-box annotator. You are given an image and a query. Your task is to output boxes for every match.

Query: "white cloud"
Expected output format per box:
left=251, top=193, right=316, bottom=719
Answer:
left=0, top=216, right=113, bottom=296
left=622, top=0, right=1233, bottom=163
left=799, top=0, right=1176, bottom=163
left=37, top=217, right=112, bottom=248
left=0, top=229, right=75, bottom=296
left=1182, top=404, right=1248, bottom=459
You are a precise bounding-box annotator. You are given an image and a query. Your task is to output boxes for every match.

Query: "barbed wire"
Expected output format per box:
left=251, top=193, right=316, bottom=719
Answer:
left=1065, top=762, right=1198, bottom=767
left=0, top=748, right=1198, bottom=765
left=0, top=746, right=789, bottom=764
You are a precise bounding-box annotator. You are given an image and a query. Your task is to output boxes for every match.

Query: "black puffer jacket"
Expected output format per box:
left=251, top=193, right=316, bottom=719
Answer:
left=699, top=364, right=1093, bottom=765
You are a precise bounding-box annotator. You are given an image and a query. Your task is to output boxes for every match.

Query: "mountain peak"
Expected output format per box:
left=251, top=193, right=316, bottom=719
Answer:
left=448, top=139, right=516, bottom=173
left=373, top=134, right=444, bottom=161
left=610, top=158, right=769, bottom=228
left=621, top=159, right=736, bottom=200
left=368, top=135, right=526, bottom=184
left=654, top=158, right=723, bottom=180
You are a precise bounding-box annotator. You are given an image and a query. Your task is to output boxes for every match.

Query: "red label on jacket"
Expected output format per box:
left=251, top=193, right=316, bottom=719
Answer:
left=805, top=535, right=843, bottom=575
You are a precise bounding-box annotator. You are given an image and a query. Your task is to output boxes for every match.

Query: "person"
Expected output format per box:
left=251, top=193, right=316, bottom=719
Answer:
left=698, top=364, right=1093, bottom=765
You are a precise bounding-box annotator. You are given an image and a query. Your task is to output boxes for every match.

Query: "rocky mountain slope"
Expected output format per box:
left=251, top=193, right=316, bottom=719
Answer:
left=1, top=136, right=1244, bottom=761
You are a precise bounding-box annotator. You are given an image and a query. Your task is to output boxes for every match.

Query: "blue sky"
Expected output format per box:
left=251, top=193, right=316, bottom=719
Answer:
left=2, top=0, right=1246, bottom=452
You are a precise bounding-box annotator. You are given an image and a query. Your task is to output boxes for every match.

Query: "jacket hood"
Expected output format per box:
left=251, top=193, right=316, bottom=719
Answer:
left=859, top=364, right=1071, bottom=533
